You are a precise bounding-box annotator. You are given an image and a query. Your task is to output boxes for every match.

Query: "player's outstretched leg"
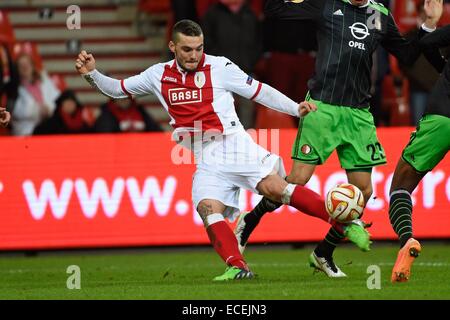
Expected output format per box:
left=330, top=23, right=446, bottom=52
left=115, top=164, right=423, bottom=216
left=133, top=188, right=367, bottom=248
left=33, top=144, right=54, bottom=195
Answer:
left=390, top=192, right=421, bottom=284
left=236, top=164, right=371, bottom=260
left=234, top=162, right=316, bottom=254
left=389, top=159, right=424, bottom=283
left=240, top=175, right=371, bottom=251
left=253, top=174, right=371, bottom=276
left=197, top=200, right=255, bottom=281
left=284, top=184, right=371, bottom=251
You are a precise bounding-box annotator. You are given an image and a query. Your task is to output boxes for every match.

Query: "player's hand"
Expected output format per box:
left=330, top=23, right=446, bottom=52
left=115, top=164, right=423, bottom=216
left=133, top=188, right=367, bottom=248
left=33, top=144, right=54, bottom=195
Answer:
left=424, top=0, right=443, bottom=29
left=298, top=101, right=317, bottom=117
left=75, top=50, right=96, bottom=75
left=0, top=107, right=11, bottom=127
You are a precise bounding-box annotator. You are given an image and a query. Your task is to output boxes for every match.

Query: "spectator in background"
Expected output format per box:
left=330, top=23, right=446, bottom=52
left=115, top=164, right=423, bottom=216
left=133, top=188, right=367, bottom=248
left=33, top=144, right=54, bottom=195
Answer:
left=172, top=0, right=199, bottom=23
left=0, top=107, right=11, bottom=127
left=201, top=0, right=262, bottom=128
left=94, top=97, right=162, bottom=133
left=400, top=0, right=441, bottom=125
left=257, top=18, right=317, bottom=128
left=202, top=0, right=262, bottom=73
left=370, top=47, right=391, bottom=127
left=369, top=0, right=390, bottom=127
left=11, top=53, right=60, bottom=135
left=33, top=90, right=92, bottom=135
left=0, top=43, right=19, bottom=109
left=0, top=42, right=18, bottom=135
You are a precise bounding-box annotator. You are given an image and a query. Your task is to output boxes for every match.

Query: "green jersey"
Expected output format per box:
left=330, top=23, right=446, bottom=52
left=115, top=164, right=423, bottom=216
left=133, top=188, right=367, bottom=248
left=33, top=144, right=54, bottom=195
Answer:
left=265, top=0, right=429, bottom=108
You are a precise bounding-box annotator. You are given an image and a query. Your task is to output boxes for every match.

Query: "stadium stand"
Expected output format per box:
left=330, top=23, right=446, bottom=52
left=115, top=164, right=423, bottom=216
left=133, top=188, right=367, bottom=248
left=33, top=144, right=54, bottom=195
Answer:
left=0, top=0, right=170, bottom=130
left=1, top=0, right=449, bottom=129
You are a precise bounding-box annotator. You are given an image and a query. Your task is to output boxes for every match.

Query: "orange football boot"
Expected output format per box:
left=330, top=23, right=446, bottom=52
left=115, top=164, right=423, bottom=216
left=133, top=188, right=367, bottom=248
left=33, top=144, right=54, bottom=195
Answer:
left=391, top=238, right=422, bottom=283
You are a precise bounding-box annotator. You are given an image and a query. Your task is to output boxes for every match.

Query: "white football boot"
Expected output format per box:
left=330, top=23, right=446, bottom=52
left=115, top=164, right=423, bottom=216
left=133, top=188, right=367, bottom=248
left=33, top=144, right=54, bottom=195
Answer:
left=234, top=212, right=249, bottom=254
left=308, top=251, right=347, bottom=278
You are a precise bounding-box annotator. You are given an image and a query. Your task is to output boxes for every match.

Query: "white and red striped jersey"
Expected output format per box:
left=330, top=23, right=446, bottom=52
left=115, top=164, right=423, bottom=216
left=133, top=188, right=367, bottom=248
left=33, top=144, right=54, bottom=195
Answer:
left=84, top=53, right=300, bottom=135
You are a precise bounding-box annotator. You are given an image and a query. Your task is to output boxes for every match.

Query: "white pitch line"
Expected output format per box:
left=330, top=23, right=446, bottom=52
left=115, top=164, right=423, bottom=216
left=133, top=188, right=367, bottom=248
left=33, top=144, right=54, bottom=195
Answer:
left=249, top=262, right=450, bottom=267
left=0, top=262, right=448, bottom=274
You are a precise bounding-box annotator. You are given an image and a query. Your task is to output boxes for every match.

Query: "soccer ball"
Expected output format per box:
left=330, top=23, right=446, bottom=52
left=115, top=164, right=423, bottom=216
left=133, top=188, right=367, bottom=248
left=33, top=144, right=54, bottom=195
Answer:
left=326, top=183, right=365, bottom=223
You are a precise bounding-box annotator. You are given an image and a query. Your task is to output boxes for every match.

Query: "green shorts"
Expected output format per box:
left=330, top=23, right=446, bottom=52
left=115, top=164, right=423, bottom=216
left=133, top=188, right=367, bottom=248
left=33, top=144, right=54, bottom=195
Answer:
left=292, top=96, right=386, bottom=170
left=402, top=114, right=450, bottom=173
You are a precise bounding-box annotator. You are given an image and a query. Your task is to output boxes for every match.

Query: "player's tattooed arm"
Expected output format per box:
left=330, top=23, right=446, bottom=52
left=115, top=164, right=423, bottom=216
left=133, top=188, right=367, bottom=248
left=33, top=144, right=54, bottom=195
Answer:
left=81, top=69, right=128, bottom=99
left=76, top=50, right=129, bottom=98
left=83, top=72, right=99, bottom=90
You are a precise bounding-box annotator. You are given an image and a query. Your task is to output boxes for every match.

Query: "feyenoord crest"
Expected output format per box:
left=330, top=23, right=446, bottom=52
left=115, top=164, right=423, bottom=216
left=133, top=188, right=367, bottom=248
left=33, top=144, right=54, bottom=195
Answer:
left=194, top=72, right=206, bottom=89
left=301, top=144, right=312, bottom=155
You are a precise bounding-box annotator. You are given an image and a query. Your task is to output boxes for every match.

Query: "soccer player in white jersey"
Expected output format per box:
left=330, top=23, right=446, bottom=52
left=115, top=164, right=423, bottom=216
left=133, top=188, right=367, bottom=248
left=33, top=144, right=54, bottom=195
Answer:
left=76, top=20, right=369, bottom=281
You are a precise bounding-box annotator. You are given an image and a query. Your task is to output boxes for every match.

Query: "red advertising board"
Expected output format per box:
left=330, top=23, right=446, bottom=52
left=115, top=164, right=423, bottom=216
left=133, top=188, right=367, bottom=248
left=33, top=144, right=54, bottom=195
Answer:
left=0, top=128, right=449, bottom=250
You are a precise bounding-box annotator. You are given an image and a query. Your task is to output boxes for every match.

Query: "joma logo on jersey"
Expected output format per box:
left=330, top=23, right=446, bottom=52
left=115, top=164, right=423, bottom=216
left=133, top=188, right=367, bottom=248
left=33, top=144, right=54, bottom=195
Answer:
left=168, top=88, right=202, bottom=105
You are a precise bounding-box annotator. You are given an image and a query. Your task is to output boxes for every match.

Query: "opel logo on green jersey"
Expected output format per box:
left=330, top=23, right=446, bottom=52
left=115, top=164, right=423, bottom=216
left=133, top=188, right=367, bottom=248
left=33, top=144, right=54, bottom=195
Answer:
left=349, top=22, right=370, bottom=40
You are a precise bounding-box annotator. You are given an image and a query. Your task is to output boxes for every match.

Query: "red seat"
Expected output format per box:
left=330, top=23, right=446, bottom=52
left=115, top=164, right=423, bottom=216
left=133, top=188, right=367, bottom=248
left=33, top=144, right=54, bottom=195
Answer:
left=248, top=0, right=264, bottom=18
left=196, top=0, right=264, bottom=18
left=392, top=0, right=418, bottom=34
left=49, top=74, right=67, bottom=92
left=138, top=0, right=171, bottom=14
left=439, top=3, right=450, bottom=26
left=0, top=11, right=15, bottom=44
left=196, top=0, right=217, bottom=18
left=255, top=52, right=315, bottom=129
left=382, top=56, right=411, bottom=126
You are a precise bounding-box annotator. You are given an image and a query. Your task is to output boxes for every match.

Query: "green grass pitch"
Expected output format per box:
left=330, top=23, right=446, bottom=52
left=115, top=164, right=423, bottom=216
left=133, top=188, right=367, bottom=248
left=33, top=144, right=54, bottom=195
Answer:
left=1, top=242, right=449, bottom=299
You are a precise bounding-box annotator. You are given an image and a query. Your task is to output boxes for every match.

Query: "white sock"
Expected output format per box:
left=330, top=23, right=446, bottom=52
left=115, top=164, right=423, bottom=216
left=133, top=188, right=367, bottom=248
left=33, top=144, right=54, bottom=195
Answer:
left=281, top=183, right=296, bottom=204
left=204, top=213, right=224, bottom=227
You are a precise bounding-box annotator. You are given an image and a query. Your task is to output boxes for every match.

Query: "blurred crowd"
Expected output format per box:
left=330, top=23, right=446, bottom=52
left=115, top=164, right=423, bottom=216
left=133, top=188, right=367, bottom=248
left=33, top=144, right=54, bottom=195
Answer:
left=172, top=0, right=450, bottom=128
left=0, top=42, right=163, bottom=136
left=1, top=0, right=449, bottom=136
left=0, top=6, right=164, bottom=137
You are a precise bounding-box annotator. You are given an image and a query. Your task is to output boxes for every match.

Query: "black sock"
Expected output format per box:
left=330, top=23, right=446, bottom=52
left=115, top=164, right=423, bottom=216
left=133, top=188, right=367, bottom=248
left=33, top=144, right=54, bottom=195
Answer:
left=314, top=227, right=345, bottom=258
left=245, top=196, right=281, bottom=222
left=238, top=197, right=281, bottom=245
left=389, top=189, right=413, bottom=248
